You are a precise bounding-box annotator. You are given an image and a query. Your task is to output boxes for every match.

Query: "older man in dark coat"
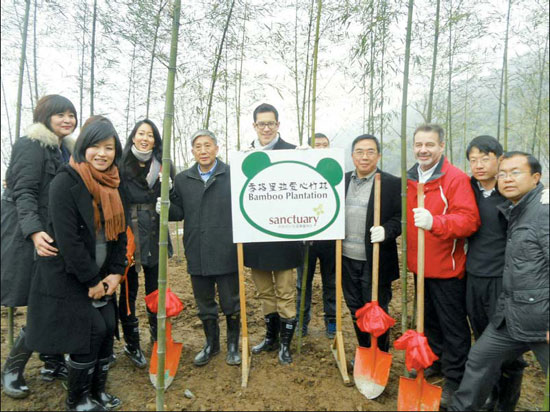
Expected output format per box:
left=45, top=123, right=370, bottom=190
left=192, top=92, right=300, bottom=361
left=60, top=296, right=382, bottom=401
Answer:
left=167, top=129, right=240, bottom=367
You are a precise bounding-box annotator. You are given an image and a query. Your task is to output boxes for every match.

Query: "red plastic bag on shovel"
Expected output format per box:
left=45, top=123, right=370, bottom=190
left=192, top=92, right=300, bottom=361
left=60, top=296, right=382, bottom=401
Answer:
left=144, top=288, right=184, bottom=318
left=355, top=301, right=395, bottom=337
left=394, top=329, right=439, bottom=372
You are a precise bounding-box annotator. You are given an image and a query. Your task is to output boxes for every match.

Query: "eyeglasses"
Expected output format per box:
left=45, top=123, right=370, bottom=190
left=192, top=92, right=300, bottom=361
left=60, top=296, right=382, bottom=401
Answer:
left=496, top=170, right=529, bottom=179
left=469, top=156, right=493, bottom=166
left=255, top=121, right=278, bottom=130
left=353, top=149, right=378, bottom=157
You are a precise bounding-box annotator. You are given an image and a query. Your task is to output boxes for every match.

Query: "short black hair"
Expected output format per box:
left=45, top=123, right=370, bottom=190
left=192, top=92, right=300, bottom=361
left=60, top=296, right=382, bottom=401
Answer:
left=73, top=117, right=122, bottom=166
left=308, top=132, right=329, bottom=146
left=500, top=151, right=542, bottom=175
left=253, top=103, right=278, bottom=122
left=466, top=135, right=503, bottom=159
left=413, top=123, right=445, bottom=143
left=351, top=134, right=380, bottom=153
left=33, top=95, right=78, bottom=132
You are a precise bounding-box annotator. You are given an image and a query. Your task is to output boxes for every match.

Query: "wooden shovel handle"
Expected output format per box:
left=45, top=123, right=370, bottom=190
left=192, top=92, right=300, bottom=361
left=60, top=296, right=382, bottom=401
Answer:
left=417, top=183, right=425, bottom=334
left=372, top=173, right=381, bottom=302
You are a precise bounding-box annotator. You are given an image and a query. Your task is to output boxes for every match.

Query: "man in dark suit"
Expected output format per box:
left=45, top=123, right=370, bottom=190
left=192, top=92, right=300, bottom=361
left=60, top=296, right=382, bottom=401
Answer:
left=343, top=134, right=401, bottom=352
left=244, top=103, right=303, bottom=365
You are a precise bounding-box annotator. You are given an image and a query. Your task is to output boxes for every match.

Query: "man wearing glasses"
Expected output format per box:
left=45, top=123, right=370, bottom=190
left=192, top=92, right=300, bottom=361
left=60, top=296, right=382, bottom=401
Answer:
left=450, top=151, right=549, bottom=411
left=406, top=124, right=480, bottom=408
left=464, top=135, right=527, bottom=411
left=244, top=103, right=303, bottom=365
left=343, top=134, right=401, bottom=355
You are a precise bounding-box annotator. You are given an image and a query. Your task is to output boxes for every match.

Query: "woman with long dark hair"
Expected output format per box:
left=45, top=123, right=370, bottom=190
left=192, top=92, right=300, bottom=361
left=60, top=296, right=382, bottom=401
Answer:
left=1, top=95, right=77, bottom=398
left=26, top=116, right=126, bottom=411
left=118, top=119, right=173, bottom=368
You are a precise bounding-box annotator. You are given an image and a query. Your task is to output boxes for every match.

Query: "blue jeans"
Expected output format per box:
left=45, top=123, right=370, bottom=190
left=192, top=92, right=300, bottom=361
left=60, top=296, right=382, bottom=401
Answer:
left=295, top=241, right=336, bottom=327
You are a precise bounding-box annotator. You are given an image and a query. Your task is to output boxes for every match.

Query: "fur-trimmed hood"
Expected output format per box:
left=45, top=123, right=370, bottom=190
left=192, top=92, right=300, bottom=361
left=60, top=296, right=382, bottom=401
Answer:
left=25, top=122, right=76, bottom=154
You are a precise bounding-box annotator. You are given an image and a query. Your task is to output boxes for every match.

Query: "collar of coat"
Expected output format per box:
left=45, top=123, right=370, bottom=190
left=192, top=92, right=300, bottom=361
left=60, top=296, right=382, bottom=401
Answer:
left=496, top=182, right=544, bottom=221
left=25, top=122, right=76, bottom=153
left=186, top=158, right=228, bottom=179
left=406, top=155, right=446, bottom=182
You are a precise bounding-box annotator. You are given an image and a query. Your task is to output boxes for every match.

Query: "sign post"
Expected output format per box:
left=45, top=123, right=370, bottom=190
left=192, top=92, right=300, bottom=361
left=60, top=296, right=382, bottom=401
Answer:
left=230, top=148, right=348, bottom=386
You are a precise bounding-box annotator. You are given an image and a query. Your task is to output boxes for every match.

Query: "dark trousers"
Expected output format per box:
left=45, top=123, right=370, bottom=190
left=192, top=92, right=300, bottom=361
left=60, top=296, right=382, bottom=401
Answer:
left=190, top=273, right=240, bottom=321
left=449, top=322, right=549, bottom=411
left=119, top=264, right=158, bottom=322
left=342, top=256, right=392, bottom=351
left=296, top=241, right=336, bottom=325
left=420, top=276, right=471, bottom=386
left=72, top=300, right=116, bottom=363
left=466, top=274, right=526, bottom=374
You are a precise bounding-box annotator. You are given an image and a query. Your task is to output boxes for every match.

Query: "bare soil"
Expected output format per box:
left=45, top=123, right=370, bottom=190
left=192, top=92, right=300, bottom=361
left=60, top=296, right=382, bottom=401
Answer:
left=1, top=240, right=546, bottom=411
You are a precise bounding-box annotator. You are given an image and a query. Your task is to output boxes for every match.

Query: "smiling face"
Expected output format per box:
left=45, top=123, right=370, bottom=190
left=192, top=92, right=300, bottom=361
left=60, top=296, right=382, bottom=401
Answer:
left=497, top=155, right=541, bottom=204
left=49, top=110, right=77, bottom=139
left=192, top=135, right=219, bottom=172
left=132, top=122, right=155, bottom=152
left=352, top=138, right=380, bottom=178
left=413, top=130, right=445, bottom=171
left=253, top=111, right=280, bottom=146
left=85, top=137, right=116, bottom=172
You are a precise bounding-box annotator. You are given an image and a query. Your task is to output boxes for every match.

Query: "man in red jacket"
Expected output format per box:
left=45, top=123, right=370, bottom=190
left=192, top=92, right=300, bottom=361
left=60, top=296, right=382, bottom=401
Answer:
left=406, top=124, right=480, bottom=408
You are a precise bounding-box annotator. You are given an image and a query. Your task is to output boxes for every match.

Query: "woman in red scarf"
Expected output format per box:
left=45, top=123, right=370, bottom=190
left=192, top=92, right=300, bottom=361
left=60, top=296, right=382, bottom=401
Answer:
left=26, top=116, right=127, bottom=411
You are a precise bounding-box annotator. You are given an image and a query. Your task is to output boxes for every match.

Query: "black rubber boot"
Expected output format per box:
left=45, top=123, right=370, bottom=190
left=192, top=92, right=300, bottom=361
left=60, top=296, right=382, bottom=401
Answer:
left=480, top=385, right=498, bottom=411
left=496, top=370, right=523, bottom=411
left=91, top=357, right=121, bottom=410
left=193, top=319, right=220, bottom=366
left=1, top=327, right=32, bottom=399
left=121, top=321, right=146, bottom=369
left=352, top=316, right=371, bottom=348
left=252, top=312, right=280, bottom=354
left=278, top=318, right=296, bottom=365
left=226, top=313, right=241, bottom=366
left=146, top=310, right=158, bottom=345
left=65, top=357, right=106, bottom=411
left=39, top=353, right=69, bottom=382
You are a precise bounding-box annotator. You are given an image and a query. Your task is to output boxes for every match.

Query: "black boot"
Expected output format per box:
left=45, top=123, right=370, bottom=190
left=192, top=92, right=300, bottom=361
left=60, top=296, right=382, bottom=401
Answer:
left=278, top=318, right=296, bottom=365
left=352, top=316, right=371, bottom=348
left=193, top=319, right=220, bottom=366
left=121, top=321, right=146, bottom=369
left=496, top=370, right=523, bottom=411
left=480, top=385, right=499, bottom=411
left=252, top=312, right=280, bottom=354
left=39, top=353, right=69, bottom=382
left=65, top=357, right=106, bottom=411
left=1, top=327, right=32, bottom=399
left=91, top=357, right=121, bottom=410
left=146, top=310, right=158, bottom=345
left=226, top=313, right=241, bottom=366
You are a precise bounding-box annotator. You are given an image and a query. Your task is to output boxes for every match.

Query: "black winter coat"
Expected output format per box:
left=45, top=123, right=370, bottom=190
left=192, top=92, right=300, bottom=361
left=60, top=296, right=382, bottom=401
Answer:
left=244, top=136, right=304, bottom=270
left=344, top=169, right=401, bottom=284
left=169, top=159, right=237, bottom=275
left=493, top=183, right=549, bottom=342
left=120, top=153, right=174, bottom=267
left=1, top=123, right=74, bottom=307
left=26, top=165, right=127, bottom=354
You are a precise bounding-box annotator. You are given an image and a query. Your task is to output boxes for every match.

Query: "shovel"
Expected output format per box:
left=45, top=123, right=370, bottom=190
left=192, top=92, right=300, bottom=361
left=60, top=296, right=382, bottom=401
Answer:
left=149, top=319, right=183, bottom=389
left=397, top=183, right=442, bottom=411
left=354, top=173, right=393, bottom=399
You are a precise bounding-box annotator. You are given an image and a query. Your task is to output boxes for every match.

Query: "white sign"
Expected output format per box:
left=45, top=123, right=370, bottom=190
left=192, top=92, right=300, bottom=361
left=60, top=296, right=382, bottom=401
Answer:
left=229, top=149, right=345, bottom=243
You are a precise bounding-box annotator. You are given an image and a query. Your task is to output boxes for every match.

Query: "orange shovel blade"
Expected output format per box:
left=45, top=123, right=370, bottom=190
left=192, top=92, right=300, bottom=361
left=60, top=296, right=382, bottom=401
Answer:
left=397, top=375, right=442, bottom=411
left=149, top=321, right=183, bottom=389
left=354, top=346, right=392, bottom=399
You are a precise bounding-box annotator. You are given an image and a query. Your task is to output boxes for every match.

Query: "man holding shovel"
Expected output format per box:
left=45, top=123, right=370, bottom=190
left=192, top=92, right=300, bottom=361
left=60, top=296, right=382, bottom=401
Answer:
left=449, top=151, right=549, bottom=411
left=342, top=134, right=401, bottom=354
left=406, top=124, right=480, bottom=408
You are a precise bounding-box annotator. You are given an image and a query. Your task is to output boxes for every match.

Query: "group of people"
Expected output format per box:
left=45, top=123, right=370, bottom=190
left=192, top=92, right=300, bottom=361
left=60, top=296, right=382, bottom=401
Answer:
left=1, top=97, right=548, bottom=412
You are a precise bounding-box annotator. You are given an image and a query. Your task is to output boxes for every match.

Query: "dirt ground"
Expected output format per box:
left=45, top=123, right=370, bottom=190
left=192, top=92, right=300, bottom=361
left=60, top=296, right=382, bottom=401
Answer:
left=1, top=236, right=546, bottom=411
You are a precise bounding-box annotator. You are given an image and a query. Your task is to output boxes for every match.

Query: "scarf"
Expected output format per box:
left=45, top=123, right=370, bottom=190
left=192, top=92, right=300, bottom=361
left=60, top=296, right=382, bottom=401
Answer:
left=131, top=145, right=161, bottom=189
left=131, top=144, right=153, bottom=162
left=69, top=157, right=126, bottom=241
left=252, top=134, right=280, bottom=151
